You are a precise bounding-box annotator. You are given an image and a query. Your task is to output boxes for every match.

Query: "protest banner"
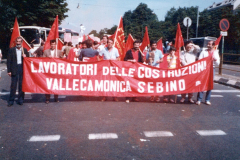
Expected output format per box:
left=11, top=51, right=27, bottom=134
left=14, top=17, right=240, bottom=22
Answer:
left=23, top=57, right=213, bottom=97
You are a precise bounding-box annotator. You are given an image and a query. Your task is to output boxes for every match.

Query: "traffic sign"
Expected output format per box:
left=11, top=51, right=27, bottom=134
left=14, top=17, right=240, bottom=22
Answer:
left=183, top=17, right=192, bottom=27
left=219, top=19, right=230, bottom=31
left=220, top=31, right=228, bottom=36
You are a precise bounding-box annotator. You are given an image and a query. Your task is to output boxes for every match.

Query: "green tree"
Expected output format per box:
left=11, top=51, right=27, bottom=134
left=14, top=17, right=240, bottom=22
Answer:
left=123, top=3, right=159, bottom=41
left=0, top=0, right=69, bottom=58
left=88, top=30, right=99, bottom=37
left=199, top=6, right=240, bottom=53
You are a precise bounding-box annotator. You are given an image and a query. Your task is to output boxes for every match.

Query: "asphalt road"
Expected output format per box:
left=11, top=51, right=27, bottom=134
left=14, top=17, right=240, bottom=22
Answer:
left=216, top=64, right=240, bottom=77
left=0, top=69, right=240, bottom=160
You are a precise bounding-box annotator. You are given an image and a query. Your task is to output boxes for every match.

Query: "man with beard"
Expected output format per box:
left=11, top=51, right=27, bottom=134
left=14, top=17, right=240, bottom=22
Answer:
left=180, top=41, right=200, bottom=103
left=124, top=40, right=144, bottom=103
left=7, top=37, right=29, bottom=107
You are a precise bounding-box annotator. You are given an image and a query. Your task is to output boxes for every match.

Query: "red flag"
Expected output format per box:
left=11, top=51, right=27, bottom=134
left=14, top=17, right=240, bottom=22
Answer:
left=161, top=54, right=169, bottom=69
left=67, top=48, right=76, bottom=61
left=125, top=34, right=134, bottom=52
left=213, top=34, right=222, bottom=51
left=113, top=17, right=125, bottom=61
left=9, top=17, right=20, bottom=48
left=175, top=23, right=184, bottom=49
left=174, top=23, right=184, bottom=68
left=9, top=18, right=31, bottom=51
left=82, top=34, right=86, bottom=42
left=44, top=15, right=59, bottom=50
left=157, top=38, right=163, bottom=53
left=108, top=32, right=116, bottom=40
left=87, top=35, right=94, bottom=42
left=57, top=38, right=64, bottom=50
left=140, top=26, right=150, bottom=53
left=21, top=37, right=31, bottom=51
left=215, top=35, right=222, bottom=46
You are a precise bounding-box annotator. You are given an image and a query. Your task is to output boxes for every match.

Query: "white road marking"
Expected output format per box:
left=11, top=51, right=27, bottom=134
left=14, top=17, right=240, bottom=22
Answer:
left=237, top=95, right=240, bottom=97
left=50, top=95, right=66, bottom=99
left=196, top=130, right=227, bottom=136
left=28, top=135, right=61, bottom=142
left=177, top=95, right=223, bottom=97
left=144, top=131, right=174, bottom=137
left=210, top=95, right=223, bottom=97
left=0, top=92, right=33, bottom=95
left=88, top=133, right=118, bottom=140
left=212, top=90, right=240, bottom=93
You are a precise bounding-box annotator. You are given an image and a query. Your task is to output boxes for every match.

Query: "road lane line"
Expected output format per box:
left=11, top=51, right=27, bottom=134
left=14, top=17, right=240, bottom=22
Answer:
left=177, top=95, right=223, bottom=97
left=196, top=130, right=227, bottom=136
left=237, top=95, right=240, bottom=97
left=212, top=90, right=240, bottom=93
left=0, top=92, right=33, bottom=95
left=210, top=95, right=223, bottom=97
left=144, top=131, right=174, bottom=137
left=88, top=133, right=118, bottom=140
left=28, top=135, right=61, bottom=142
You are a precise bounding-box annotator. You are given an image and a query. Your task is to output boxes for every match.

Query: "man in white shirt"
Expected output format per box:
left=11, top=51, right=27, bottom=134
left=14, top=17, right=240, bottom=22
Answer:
left=196, top=41, right=220, bottom=105
left=180, top=41, right=200, bottom=103
left=98, top=35, right=108, bottom=53
left=99, top=38, right=120, bottom=102
left=29, top=44, right=37, bottom=57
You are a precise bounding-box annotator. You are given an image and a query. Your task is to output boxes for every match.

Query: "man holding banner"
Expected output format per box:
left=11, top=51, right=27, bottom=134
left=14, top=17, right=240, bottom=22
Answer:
left=196, top=41, right=220, bottom=105
left=7, top=37, right=29, bottom=107
left=100, top=38, right=120, bottom=102
left=146, top=40, right=164, bottom=102
left=124, top=40, right=144, bottom=103
left=180, top=41, right=200, bottom=103
left=43, top=39, right=63, bottom=104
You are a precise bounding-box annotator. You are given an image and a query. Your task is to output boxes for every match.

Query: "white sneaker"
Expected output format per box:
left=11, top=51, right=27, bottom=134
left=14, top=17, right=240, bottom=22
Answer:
left=126, top=100, right=130, bottom=103
left=205, top=101, right=211, bottom=105
left=196, top=101, right=201, bottom=105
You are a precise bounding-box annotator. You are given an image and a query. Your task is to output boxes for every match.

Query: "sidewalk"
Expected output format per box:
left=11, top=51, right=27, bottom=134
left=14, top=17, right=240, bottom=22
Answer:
left=0, top=59, right=239, bottom=89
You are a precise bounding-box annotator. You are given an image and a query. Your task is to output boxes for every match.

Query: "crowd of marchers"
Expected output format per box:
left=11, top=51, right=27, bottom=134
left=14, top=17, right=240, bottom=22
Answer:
left=6, top=36, right=219, bottom=107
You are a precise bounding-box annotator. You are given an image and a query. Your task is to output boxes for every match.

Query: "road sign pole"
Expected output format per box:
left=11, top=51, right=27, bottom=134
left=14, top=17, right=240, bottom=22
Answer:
left=196, top=6, right=199, bottom=37
left=187, top=19, right=189, bottom=40
left=219, top=36, right=224, bottom=75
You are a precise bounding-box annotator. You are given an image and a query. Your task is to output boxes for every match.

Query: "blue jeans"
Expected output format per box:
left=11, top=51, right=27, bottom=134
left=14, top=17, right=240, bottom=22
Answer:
left=197, top=69, right=215, bottom=102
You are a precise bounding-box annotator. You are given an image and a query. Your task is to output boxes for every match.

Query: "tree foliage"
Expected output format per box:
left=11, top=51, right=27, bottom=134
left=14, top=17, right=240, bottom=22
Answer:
left=88, top=25, right=117, bottom=39
left=0, top=0, right=69, bottom=57
left=97, top=3, right=240, bottom=53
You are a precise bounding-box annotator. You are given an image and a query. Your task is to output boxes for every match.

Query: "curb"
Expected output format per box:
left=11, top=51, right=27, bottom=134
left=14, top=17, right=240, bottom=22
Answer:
left=214, top=75, right=240, bottom=89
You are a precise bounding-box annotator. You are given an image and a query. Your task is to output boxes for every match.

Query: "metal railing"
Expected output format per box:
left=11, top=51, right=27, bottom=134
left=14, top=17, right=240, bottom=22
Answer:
left=218, top=53, right=240, bottom=75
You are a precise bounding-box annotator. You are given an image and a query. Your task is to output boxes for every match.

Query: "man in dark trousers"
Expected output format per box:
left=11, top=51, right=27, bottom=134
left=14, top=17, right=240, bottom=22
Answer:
left=7, top=37, right=29, bottom=107
left=124, top=40, right=144, bottom=103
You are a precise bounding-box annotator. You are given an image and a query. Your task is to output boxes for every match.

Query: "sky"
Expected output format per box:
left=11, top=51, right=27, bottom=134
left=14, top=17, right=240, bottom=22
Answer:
left=60, top=0, right=219, bottom=34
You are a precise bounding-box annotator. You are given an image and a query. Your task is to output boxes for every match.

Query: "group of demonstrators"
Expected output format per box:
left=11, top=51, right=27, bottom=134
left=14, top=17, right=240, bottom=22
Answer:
left=7, top=36, right=219, bottom=107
